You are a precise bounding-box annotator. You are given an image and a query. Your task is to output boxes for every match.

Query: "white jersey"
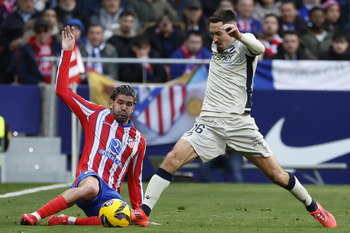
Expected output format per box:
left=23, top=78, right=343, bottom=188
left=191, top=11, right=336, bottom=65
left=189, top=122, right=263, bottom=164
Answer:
left=200, top=33, right=264, bottom=117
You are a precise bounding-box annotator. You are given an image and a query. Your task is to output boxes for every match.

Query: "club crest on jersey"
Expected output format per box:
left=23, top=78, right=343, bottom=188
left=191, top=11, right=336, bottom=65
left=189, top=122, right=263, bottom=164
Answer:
left=99, top=138, right=123, bottom=167
left=127, top=137, right=136, bottom=148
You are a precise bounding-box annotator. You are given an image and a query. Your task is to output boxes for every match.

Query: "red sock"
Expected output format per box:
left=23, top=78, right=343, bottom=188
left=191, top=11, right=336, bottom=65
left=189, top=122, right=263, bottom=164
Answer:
left=75, top=216, right=101, bottom=225
left=37, top=195, right=68, bottom=219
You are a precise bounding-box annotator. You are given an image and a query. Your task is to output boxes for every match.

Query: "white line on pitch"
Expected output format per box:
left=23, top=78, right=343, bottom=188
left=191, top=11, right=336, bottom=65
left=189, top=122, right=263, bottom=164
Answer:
left=0, top=183, right=71, bottom=198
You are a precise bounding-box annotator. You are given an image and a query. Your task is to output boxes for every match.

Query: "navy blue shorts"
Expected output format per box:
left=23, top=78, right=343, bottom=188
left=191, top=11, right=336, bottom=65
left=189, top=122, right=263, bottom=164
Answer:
left=72, top=170, right=124, bottom=217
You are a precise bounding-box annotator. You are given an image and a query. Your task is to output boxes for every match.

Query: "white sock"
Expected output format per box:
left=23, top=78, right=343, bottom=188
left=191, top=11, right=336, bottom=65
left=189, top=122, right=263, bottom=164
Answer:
left=68, top=216, right=77, bottom=225
left=31, top=211, right=41, bottom=222
left=289, top=176, right=312, bottom=206
left=143, top=174, right=171, bottom=210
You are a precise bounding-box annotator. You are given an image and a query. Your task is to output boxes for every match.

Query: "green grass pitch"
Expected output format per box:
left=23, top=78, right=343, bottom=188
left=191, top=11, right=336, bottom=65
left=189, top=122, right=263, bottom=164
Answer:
left=0, top=182, right=349, bottom=233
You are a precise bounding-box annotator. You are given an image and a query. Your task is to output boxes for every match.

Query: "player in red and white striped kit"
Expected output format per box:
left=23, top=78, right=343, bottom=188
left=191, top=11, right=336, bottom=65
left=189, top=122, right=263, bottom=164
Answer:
left=20, top=26, right=146, bottom=226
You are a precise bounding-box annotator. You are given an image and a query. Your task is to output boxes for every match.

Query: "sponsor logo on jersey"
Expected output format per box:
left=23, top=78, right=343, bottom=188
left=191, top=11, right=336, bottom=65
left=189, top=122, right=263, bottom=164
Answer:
left=212, top=54, right=234, bottom=62
left=99, top=138, right=123, bottom=167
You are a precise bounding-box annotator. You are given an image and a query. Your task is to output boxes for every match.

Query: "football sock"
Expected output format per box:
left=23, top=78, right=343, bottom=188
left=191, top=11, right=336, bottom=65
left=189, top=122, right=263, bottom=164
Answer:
left=75, top=216, right=101, bottom=225
left=142, top=168, right=173, bottom=216
left=306, top=200, right=318, bottom=213
left=35, top=195, right=68, bottom=220
left=68, top=216, right=77, bottom=225
left=284, top=172, right=315, bottom=211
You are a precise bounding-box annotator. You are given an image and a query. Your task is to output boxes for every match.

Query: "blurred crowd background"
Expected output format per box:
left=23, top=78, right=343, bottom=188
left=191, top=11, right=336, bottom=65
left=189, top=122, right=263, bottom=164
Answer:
left=0, top=0, right=349, bottom=85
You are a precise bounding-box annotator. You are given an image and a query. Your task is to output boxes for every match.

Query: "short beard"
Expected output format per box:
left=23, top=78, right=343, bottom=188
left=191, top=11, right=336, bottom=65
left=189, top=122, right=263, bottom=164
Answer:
left=114, top=114, right=129, bottom=125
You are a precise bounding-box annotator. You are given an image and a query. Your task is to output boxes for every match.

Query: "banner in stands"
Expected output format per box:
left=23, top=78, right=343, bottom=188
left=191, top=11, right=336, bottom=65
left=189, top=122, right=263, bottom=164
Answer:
left=255, top=60, right=350, bottom=90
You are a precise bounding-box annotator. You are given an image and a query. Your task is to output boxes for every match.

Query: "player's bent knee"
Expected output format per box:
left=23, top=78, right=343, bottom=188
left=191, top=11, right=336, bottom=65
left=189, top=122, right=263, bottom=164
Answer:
left=79, top=185, right=99, bottom=201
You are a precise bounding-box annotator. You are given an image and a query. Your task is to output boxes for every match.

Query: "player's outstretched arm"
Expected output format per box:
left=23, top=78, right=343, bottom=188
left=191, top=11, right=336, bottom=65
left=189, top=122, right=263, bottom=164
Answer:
left=61, top=26, right=75, bottom=51
left=222, top=23, right=264, bottom=55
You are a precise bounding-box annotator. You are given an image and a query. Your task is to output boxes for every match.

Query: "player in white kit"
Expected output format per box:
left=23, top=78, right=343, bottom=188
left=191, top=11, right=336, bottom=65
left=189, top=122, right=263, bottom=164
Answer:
left=131, top=9, right=337, bottom=228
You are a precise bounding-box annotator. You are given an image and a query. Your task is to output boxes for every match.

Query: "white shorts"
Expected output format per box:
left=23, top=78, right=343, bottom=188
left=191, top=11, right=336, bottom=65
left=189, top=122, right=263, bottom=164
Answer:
left=181, top=115, right=273, bottom=162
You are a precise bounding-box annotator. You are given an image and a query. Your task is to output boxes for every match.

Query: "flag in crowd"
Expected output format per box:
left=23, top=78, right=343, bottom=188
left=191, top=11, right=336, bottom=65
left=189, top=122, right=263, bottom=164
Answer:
left=69, top=43, right=85, bottom=84
left=89, top=66, right=209, bottom=145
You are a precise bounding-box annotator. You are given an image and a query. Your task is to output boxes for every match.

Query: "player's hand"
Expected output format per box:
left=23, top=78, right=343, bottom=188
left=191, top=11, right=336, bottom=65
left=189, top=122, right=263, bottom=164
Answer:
left=221, top=24, right=242, bottom=40
left=61, top=26, right=75, bottom=51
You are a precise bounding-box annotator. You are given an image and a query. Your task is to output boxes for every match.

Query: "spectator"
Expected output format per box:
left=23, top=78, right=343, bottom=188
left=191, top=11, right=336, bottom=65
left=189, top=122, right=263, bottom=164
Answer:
left=120, top=34, right=167, bottom=83
left=278, top=1, right=308, bottom=36
left=322, top=0, right=341, bottom=33
left=21, top=7, right=64, bottom=47
left=298, top=0, right=321, bottom=24
left=54, top=0, right=90, bottom=30
left=235, top=0, right=263, bottom=34
left=253, top=0, right=282, bottom=22
left=320, top=30, right=350, bottom=60
left=126, top=0, right=177, bottom=31
left=79, top=24, right=119, bottom=80
left=217, top=0, right=235, bottom=12
left=260, top=14, right=283, bottom=59
left=299, top=7, right=333, bottom=59
left=274, top=30, right=310, bottom=60
left=42, top=8, right=63, bottom=42
left=90, top=0, right=124, bottom=41
left=66, top=18, right=86, bottom=46
left=17, top=18, right=61, bottom=85
left=145, top=12, right=185, bottom=58
left=108, top=11, right=137, bottom=58
left=0, top=0, right=41, bottom=83
left=182, top=0, right=211, bottom=50
left=169, top=30, right=211, bottom=79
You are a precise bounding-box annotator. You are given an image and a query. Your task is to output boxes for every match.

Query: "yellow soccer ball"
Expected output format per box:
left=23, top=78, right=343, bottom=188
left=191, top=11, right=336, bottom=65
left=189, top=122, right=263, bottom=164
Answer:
left=99, top=198, right=131, bottom=227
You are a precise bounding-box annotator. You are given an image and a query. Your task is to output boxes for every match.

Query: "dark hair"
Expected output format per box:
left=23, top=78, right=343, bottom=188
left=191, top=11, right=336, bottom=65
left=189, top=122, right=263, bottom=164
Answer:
left=281, top=0, right=296, bottom=9
left=209, top=9, right=238, bottom=25
left=119, top=10, right=134, bottom=19
left=332, top=30, right=349, bottom=43
left=34, top=18, right=52, bottom=33
left=157, top=12, right=174, bottom=25
left=185, top=30, right=203, bottom=40
left=308, top=6, right=323, bottom=18
left=87, top=23, right=103, bottom=32
left=283, top=30, right=299, bottom=38
left=132, top=34, right=151, bottom=48
left=110, top=85, right=137, bottom=104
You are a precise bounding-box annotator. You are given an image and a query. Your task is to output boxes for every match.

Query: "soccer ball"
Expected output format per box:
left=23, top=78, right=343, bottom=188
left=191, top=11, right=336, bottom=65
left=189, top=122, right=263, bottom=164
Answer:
left=99, top=198, right=131, bottom=227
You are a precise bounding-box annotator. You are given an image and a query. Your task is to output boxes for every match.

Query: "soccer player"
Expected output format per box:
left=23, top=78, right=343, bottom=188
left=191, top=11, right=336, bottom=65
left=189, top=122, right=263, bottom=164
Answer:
left=131, top=9, right=337, bottom=228
left=20, top=26, right=146, bottom=226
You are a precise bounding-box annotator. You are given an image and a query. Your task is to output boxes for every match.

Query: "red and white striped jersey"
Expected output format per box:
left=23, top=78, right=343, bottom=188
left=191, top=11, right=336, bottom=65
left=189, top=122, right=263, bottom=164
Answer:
left=56, top=50, right=146, bottom=209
